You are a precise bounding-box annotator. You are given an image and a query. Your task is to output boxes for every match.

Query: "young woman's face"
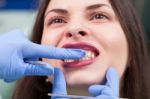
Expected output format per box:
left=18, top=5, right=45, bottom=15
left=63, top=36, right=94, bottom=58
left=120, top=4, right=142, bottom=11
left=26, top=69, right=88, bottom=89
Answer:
left=42, top=0, right=128, bottom=88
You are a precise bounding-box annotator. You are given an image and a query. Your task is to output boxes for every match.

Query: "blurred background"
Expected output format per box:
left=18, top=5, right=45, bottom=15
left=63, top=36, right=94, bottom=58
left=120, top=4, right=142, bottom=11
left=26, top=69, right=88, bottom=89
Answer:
left=0, top=0, right=150, bottom=49
left=0, top=0, right=40, bottom=36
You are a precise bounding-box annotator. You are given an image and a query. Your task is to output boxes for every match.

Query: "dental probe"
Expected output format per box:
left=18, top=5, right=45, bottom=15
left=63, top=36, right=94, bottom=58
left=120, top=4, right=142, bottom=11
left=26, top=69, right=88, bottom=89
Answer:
left=48, top=93, right=128, bottom=99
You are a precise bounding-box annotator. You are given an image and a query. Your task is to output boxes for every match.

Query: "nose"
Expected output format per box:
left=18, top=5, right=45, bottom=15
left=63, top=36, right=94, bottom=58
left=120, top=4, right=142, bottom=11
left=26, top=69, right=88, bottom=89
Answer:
left=66, top=26, right=90, bottom=39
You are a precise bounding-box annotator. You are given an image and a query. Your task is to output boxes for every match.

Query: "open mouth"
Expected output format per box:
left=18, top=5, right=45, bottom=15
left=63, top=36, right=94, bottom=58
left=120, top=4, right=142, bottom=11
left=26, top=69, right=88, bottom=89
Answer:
left=61, top=42, right=100, bottom=68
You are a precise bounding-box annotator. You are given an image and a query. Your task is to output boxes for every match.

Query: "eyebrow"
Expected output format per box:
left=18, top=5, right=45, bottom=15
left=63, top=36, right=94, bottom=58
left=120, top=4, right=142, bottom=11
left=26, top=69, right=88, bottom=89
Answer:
left=45, top=4, right=110, bottom=17
left=45, top=9, right=68, bottom=17
left=86, top=4, right=110, bottom=11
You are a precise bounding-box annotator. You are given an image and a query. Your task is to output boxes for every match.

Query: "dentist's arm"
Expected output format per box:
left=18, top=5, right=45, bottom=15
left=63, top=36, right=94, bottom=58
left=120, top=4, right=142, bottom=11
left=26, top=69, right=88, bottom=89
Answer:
left=0, top=30, right=85, bottom=82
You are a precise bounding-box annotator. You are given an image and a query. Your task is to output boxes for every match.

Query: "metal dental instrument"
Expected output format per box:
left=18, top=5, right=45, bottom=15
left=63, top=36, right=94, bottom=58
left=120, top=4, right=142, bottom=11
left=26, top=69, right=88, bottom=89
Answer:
left=48, top=93, right=128, bottom=99
left=48, top=93, right=94, bottom=99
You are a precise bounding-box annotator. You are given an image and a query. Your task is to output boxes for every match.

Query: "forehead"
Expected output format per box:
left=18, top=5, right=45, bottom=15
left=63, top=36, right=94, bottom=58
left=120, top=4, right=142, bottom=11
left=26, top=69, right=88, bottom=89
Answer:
left=46, top=0, right=111, bottom=11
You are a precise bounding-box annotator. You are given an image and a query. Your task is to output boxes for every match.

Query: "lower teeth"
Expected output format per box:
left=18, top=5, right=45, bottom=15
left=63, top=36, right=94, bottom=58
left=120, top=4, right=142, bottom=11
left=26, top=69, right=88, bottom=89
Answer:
left=64, top=57, right=92, bottom=63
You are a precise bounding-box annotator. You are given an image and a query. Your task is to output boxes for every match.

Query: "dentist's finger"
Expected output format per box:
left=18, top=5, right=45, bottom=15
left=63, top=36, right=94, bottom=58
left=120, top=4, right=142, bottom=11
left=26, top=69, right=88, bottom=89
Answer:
left=23, top=43, right=85, bottom=59
left=52, top=68, right=67, bottom=99
left=88, top=67, right=119, bottom=97
left=24, top=61, right=54, bottom=76
left=105, top=67, right=119, bottom=97
left=88, top=85, right=113, bottom=97
left=96, top=95, right=117, bottom=99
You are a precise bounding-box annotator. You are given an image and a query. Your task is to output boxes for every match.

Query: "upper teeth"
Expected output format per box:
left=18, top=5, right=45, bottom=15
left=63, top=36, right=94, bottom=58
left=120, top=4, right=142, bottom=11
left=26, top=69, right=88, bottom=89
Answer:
left=85, top=50, right=95, bottom=58
left=64, top=50, right=95, bottom=63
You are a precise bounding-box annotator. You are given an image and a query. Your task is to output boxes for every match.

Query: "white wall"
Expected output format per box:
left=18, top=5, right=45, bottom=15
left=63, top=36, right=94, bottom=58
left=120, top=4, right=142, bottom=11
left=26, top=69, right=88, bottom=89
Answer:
left=0, top=10, right=37, bottom=37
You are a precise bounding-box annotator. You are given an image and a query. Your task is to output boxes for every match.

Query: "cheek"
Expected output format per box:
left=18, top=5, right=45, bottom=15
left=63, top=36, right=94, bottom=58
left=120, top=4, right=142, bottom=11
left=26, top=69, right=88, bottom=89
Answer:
left=42, top=59, right=61, bottom=68
left=41, top=29, right=64, bottom=46
left=91, top=24, right=128, bottom=77
left=110, top=39, right=128, bottom=77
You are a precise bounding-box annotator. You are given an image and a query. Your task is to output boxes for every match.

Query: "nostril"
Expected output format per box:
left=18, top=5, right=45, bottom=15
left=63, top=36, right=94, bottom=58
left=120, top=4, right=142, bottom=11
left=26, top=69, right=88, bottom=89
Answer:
left=79, top=31, right=86, bottom=36
left=66, top=33, right=72, bottom=37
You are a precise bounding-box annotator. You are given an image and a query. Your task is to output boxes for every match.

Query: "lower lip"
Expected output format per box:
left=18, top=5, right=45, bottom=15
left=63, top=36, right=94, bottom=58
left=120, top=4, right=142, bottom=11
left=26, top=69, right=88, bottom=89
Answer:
left=62, top=57, right=98, bottom=68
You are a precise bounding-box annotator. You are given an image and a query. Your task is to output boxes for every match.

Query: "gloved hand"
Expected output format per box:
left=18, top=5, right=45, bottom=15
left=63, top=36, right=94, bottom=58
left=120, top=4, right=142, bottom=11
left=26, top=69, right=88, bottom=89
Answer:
left=51, top=68, right=67, bottom=99
left=51, top=67, right=119, bottom=99
left=0, top=30, right=85, bottom=82
left=88, top=67, right=119, bottom=99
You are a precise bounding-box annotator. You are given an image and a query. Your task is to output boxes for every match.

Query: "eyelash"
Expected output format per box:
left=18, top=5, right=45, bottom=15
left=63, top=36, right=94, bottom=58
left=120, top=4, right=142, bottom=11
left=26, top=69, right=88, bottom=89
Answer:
left=48, top=16, right=66, bottom=25
left=48, top=12, right=109, bottom=25
left=90, top=12, right=109, bottom=20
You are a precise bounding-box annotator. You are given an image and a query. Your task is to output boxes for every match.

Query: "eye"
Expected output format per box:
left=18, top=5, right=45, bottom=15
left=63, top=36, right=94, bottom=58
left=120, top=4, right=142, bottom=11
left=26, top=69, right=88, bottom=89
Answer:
left=90, top=12, right=109, bottom=21
left=48, top=16, right=67, bottom=25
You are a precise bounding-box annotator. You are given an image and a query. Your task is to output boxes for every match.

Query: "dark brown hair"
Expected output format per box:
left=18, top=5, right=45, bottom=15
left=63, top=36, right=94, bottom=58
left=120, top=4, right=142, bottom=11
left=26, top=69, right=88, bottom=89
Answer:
left=13, top=0, right=150, bottom=99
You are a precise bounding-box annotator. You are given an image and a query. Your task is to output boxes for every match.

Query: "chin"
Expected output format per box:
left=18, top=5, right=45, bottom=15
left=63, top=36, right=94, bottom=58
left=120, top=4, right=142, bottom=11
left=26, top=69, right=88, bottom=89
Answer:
left=66, top=78, right=104, bottom=96
left=65, top=73, right=105, bottom=88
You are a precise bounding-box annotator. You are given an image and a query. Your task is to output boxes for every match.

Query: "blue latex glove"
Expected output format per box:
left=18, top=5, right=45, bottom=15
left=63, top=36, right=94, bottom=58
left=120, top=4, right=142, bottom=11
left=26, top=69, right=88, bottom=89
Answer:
left=0, top=30, right=85, bottom=82
left=88, top=67, right=119, bottom=99
left=51, top=68, right=119, bottom=99
left=51, top=68, right=67, bottom=99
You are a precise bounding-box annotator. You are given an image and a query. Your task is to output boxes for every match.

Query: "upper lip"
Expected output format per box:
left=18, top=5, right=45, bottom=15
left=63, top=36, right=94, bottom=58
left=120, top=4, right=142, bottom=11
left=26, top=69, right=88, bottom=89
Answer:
left=62, top=42, right=100, bottom=56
